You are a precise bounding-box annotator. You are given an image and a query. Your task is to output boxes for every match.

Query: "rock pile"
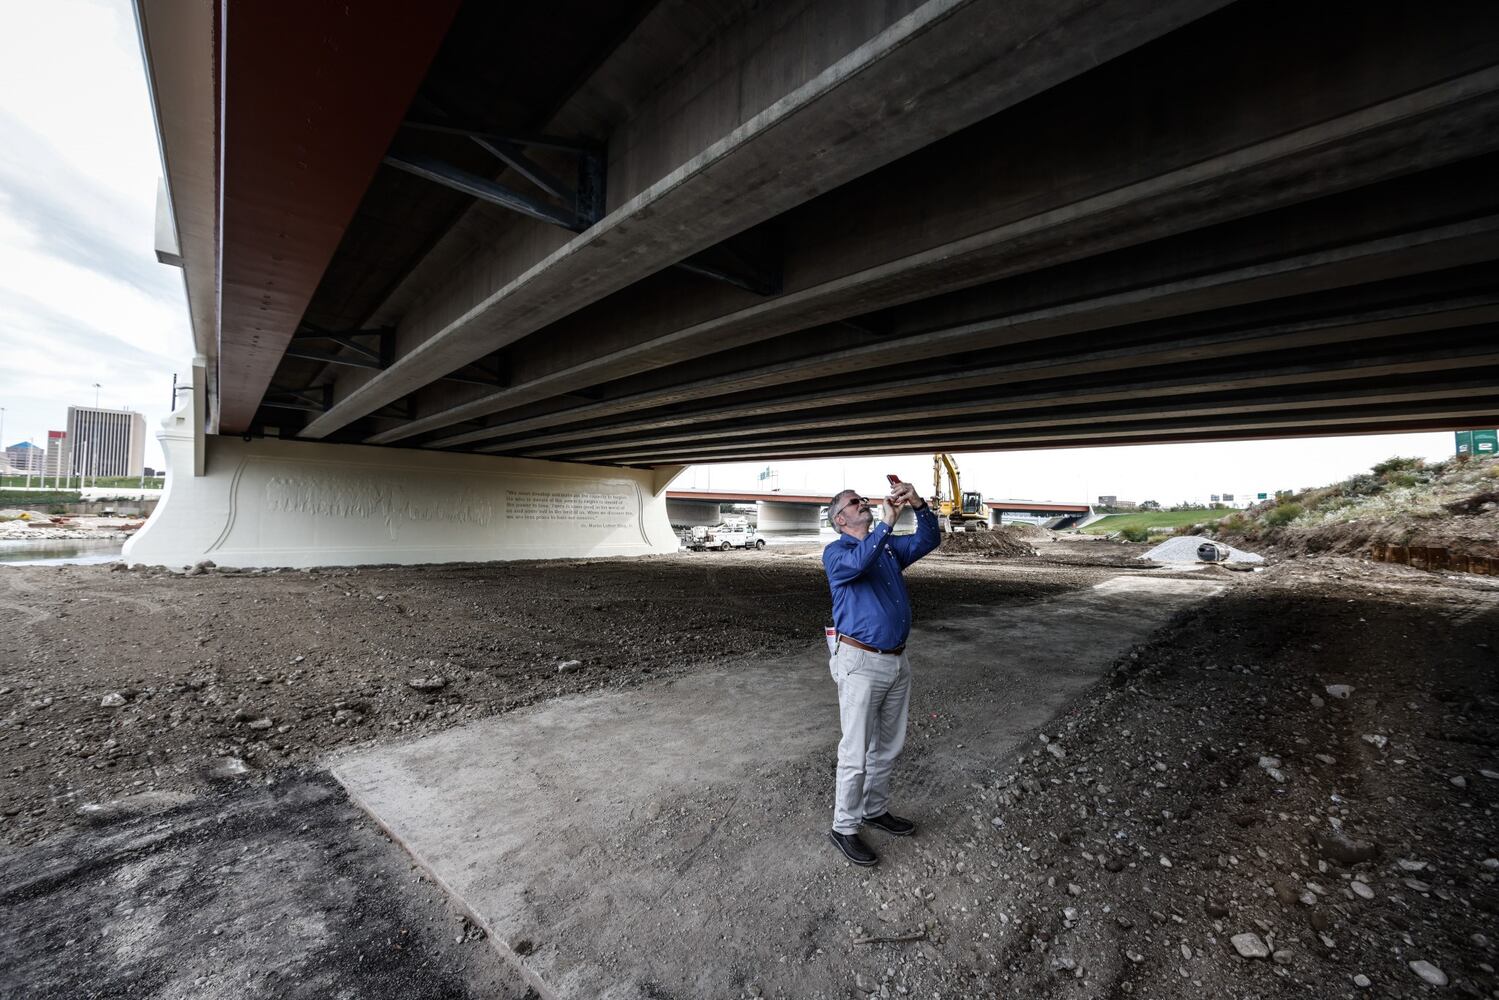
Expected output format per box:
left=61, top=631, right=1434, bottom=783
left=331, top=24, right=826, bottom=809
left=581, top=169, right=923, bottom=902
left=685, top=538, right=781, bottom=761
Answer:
left=1143, top=535, right=1263, bottom=564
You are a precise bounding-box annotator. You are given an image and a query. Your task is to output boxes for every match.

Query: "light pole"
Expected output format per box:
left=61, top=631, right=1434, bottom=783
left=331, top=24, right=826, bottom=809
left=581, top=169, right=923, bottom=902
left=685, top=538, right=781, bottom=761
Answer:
left=93, top=383, right=101, bottom=409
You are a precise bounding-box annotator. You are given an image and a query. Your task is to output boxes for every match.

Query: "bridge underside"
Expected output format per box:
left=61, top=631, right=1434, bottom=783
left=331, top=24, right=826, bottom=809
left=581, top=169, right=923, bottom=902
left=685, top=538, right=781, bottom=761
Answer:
left=133, top=0, right=1499, bottom=564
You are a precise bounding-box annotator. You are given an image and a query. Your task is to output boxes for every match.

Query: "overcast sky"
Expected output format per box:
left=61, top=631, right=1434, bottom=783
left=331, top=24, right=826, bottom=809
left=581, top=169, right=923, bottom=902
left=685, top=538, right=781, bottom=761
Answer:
left=0, top=0, right=187, bottom=470
left=0, top=1, right=1469, bottom=494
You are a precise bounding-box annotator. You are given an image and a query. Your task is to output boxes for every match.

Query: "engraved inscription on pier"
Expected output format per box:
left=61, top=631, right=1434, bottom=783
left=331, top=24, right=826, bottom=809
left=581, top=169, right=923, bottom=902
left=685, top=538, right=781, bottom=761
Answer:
left=503, top=489, right=633, bottom=530
left=265, top=474, right=495, bottom=540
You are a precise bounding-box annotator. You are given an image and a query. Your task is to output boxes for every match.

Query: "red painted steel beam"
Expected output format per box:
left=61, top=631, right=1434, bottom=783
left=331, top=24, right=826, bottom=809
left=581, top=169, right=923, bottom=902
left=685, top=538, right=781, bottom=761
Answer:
left=217, top=0, right=460, bottom=432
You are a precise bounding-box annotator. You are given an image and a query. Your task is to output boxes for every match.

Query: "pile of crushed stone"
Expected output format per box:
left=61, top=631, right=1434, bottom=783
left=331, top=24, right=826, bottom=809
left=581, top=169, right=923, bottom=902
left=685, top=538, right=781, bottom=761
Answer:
left=936, top=528, right=1036, bottom=558
left=1144, top=534, right=1264, bottom=564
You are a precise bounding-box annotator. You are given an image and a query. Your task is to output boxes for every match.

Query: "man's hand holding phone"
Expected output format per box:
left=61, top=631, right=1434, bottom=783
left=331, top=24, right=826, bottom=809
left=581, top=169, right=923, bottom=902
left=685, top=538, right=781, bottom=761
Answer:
left=885, top=475, right=926, bottom=510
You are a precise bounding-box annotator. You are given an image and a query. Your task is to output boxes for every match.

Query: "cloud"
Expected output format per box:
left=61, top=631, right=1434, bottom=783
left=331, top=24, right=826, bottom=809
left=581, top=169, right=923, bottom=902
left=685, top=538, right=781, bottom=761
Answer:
left=0, top=114, right=171, bottom=299
left=0, top=0, right=190, bottom=467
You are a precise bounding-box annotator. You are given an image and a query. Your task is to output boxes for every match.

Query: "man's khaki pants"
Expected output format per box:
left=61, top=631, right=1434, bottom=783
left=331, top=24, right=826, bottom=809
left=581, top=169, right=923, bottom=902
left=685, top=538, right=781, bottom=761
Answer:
left=828, top=642, right=912, bottom=835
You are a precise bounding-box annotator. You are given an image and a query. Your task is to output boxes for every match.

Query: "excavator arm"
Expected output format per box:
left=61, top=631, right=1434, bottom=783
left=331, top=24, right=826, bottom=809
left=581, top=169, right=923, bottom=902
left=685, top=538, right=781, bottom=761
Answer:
left=933, top=452, right=963, bottom=508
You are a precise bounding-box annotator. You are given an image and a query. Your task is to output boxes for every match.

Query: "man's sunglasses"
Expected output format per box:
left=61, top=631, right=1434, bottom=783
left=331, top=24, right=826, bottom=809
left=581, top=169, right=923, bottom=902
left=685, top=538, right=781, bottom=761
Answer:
left=831, top=496, right=869, bottom=521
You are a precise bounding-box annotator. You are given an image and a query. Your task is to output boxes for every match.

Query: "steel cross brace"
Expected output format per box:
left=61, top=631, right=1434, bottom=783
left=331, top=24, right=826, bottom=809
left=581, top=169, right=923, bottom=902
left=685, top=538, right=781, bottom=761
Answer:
left=395, top=119, right=605, bottom=231
left=392, top=119, right=777, bottom=294
left=440, top=355, right=507, bottom=388
left=288, top=325, right=394, bottom=370
left=262, top=382, right=335, bottom=413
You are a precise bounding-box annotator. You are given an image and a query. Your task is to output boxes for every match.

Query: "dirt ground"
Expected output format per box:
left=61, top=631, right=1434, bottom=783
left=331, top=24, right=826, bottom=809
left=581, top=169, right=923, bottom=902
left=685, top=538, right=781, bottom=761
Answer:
left=884, top=557, right=1499, bottom=1000
left=2, top=541, right=1496, bottom=998
left=0, top=548, right=1115, bottom=847
left=0, top=772, right=536, bottom=1000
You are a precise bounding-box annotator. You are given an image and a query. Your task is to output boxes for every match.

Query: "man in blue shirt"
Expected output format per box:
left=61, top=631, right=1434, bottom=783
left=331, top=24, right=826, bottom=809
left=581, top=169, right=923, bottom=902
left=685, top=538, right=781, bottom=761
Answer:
left=822, top=480, right=941, bottom=866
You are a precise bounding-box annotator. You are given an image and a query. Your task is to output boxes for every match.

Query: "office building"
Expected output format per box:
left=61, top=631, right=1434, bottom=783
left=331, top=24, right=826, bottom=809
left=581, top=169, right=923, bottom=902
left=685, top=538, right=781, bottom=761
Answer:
left=4, top=441, right=43, bottom=474
left=64, top=406, right=147, bottom=478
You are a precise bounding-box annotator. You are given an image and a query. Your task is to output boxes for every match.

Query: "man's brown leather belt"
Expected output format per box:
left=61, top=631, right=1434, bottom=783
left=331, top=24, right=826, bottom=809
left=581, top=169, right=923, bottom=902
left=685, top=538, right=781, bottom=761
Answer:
left=837, top=634, right=905, bottom=656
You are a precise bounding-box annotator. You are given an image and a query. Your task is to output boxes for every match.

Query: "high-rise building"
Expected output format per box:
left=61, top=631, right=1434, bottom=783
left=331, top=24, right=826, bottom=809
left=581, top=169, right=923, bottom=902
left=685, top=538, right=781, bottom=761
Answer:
left=3, top=441, right=44, bottom=474
left=64, top=407, right=146, bottom=478
left=42, top=430, right=68, bottom=478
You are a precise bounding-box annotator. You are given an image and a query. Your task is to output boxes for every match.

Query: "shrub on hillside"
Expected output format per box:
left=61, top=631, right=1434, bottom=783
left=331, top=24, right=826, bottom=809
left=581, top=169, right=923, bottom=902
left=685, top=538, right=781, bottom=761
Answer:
left=1216, top=513, right=1248, bottom=535
left=1339, top=473, right=1384, bottom=499
left=1263, top=502, right=1304, bottom=527
left=1372, top=455, right=1424, bottom=477
left=1299, top=486, right=1338, bottom=510
left=1118, top=526, right=1150, bottom=542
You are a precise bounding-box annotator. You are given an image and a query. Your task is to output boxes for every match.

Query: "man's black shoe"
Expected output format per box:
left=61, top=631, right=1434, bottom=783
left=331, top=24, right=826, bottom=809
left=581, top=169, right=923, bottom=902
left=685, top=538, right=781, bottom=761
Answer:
left=863, top=812, right=916, bottom=837
left=828, top=830, right=878, bottom=866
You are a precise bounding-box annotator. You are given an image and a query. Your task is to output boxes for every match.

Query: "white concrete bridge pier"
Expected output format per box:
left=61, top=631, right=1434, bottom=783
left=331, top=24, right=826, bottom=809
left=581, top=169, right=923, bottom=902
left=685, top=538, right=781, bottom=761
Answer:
left=755, top=502, right=823, bottom=533
left=123, top=398, right=681, bottom=568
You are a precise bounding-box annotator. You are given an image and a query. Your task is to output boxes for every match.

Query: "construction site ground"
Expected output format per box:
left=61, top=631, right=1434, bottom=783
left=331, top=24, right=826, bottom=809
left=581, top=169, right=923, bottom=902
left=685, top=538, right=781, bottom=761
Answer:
left=1, top=538, right=1496, bottom=998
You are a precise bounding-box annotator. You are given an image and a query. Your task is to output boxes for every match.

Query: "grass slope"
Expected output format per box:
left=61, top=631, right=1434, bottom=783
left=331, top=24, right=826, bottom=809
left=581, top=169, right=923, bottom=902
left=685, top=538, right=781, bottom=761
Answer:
left=0, top=476, right=162, bottom=489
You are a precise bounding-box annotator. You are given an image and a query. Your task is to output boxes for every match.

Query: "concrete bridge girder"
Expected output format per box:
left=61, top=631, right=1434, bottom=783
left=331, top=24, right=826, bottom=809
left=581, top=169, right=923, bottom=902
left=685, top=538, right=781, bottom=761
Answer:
left=369, top=11, right=1499, bottom=450
left=470, top=188, right=1499, bottom=458
left=563, top=370, right=1499, bottom=464
left=297, top=0, right=1231, bottom=441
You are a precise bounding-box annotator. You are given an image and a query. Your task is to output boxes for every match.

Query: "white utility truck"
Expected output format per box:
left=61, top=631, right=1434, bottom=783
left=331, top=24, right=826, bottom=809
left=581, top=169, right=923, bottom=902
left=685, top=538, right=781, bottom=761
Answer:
left=684, top=521, right=765, bottom=550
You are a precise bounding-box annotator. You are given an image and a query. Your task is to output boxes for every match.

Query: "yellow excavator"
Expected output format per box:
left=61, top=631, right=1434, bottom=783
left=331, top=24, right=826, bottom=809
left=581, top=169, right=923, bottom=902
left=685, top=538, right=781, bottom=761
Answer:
left=931, top=453, right=987, bottom=532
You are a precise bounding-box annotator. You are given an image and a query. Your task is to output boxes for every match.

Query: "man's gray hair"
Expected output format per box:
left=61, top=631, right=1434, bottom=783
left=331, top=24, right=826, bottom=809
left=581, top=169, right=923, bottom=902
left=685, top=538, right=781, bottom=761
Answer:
left=827, top=489, right=860, bottom=532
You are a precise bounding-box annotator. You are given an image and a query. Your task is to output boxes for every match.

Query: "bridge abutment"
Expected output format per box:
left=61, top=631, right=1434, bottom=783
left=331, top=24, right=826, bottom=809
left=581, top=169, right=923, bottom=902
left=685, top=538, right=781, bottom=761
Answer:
left=665, top=499, right=721, bottom=527
left=755, top=502, right=823, bottom=533
left=123, top=404, right=677, bottom=568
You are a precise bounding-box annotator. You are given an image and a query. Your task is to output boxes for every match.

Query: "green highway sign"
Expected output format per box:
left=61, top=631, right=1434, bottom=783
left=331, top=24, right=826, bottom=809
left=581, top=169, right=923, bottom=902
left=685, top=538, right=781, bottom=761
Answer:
left=1456, top=429, right=1498, bottom=457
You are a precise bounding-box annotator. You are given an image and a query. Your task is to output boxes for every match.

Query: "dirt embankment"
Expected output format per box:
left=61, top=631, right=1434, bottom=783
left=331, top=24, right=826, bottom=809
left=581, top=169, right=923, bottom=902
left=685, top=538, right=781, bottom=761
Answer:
left=1218, top=457, right=1499, bottom=567
left=1239, top=514, right=1499, bottom=567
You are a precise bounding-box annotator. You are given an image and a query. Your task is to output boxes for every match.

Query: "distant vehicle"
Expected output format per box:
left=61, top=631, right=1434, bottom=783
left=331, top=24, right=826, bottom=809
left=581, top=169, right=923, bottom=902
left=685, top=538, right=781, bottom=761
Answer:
left=684, top=522, right=766, bottom=551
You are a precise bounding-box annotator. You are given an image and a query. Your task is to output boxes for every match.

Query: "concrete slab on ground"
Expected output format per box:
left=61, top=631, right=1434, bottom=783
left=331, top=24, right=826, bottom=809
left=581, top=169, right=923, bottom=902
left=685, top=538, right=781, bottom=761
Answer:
left=331, top=573, right=1225, bottom=999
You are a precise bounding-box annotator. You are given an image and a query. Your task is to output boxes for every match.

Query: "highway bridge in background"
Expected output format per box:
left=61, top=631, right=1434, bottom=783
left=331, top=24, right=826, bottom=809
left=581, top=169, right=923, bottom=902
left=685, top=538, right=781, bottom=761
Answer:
left=665, top=491, right=1091, bottom=531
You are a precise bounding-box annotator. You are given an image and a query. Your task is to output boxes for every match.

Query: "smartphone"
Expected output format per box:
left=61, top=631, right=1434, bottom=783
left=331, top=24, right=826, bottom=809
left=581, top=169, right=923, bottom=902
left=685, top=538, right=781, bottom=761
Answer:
left=886, top=474, right=905, bottom=505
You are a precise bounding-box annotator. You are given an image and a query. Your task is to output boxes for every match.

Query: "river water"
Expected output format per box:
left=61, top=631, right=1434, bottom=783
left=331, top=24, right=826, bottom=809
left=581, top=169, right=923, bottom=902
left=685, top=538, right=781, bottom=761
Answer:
left=0, top=539, right=125, bottom=566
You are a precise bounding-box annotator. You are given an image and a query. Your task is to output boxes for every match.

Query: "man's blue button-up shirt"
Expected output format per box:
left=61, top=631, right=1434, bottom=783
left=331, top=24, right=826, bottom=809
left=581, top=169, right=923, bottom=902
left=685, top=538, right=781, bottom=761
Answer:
left=823, top=506, right=942, bottom=650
